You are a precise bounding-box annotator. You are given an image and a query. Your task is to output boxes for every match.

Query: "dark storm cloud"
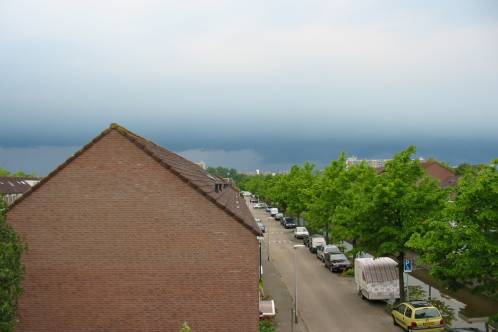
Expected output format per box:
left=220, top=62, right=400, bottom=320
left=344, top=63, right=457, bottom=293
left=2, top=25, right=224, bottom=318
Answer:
left=0, top=0, right=497, bottom=174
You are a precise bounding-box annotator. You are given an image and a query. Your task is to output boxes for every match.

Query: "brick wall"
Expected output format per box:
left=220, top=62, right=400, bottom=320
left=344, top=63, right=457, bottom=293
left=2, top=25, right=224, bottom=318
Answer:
left=7, top=130, right=259, bottom=332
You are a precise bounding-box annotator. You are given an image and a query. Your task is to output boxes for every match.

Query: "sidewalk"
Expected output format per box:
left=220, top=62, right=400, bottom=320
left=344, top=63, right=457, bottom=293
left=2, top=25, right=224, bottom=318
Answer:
left=262, top=256, right=306, bottom=332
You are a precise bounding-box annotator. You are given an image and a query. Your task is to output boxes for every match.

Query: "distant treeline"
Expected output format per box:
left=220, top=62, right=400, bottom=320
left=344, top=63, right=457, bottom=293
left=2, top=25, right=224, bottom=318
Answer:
left=0, top=168, right=37, bottom=177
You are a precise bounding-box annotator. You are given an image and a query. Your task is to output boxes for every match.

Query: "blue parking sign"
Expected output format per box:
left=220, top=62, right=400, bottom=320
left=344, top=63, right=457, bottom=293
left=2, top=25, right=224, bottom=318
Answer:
left=404, top=259, right=412, bottom=272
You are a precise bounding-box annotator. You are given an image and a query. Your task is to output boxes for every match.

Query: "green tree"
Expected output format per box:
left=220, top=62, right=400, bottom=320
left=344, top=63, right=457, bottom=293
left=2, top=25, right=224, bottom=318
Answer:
left=0, top=168, right=36, bottom=177
left=307, top=153, right=348, bottom=241
left=334, top=161, right=379, bottom=248
left=408, top=159, right=498, bottom=299
left=345, top=146, right=447, bottom=300
left=283, top=162, right=315, bottom=225
left=0, top=199, right=25, bottom=332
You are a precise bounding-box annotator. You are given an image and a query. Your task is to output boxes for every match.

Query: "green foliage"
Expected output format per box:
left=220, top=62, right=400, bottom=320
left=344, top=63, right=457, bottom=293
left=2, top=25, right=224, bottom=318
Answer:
left=179, top=321, right=192, bottom=332
left=489, top=312, right=498, bottom=327
left=453, top=163, right=488, bottom=176
left=307, top=153, right=348, bottom=240
left=259, top=320, right=276, bottom=332
left=336, top=146, right=447, bottom=300
left=0, top=168, right=36, bottom=177
left=342, top=268, right=354, bottom=277
left=0, top=199, right=25, bottom=332
left=407, top=159, right=498, bottom=298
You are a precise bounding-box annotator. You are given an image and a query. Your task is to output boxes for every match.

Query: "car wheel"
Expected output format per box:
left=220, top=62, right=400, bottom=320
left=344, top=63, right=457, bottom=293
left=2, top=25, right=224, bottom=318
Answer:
left=329, top=266, right=334, bottom=273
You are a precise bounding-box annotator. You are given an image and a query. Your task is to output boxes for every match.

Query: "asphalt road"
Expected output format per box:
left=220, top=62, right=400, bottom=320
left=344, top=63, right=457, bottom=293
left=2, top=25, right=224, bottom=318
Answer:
left=249, top=202, right=401, bottom=332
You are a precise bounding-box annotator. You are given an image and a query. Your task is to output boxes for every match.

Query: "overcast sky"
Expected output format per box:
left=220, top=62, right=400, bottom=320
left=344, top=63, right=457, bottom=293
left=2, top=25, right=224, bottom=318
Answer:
left=1, top=0, right=497, bottom=175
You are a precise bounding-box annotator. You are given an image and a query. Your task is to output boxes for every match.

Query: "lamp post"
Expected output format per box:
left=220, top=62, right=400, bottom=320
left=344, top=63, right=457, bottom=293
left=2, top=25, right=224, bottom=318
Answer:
left=256, top=236, right=264, bottom=278
left=293, top=244, right=305, bottom=324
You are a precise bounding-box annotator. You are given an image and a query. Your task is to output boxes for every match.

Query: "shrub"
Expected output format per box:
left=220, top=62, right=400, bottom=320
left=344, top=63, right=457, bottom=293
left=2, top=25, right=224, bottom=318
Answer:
left=179, top=322, right=192, bottom=332
left=0, top=199, right=25, bottom=332
left=489, top=312, right=498, bottom=328
left=259, top=320, right=276, bottom=332
left=342, top=268, right=354, bottom=277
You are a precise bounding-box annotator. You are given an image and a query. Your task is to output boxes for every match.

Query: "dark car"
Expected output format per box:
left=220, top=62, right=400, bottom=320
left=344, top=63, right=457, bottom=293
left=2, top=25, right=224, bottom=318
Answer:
left=284, top=217, right=297, bottom=229
left=280, top=216, right=292, bottom=226
left=324, top=253, right=352, bottom=272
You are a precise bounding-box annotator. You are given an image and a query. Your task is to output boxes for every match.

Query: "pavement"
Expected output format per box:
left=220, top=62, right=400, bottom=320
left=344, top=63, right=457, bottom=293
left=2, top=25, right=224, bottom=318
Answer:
left=249, top=199, right=401, bottom=332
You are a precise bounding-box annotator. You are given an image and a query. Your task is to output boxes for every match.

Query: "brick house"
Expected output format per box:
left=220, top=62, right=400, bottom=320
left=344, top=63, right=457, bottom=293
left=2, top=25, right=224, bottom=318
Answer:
left=376, top=160, right=458, bottom=188
left=420, top=161, right=458, bottom=188
left=7, top=124, right=261, bottom=332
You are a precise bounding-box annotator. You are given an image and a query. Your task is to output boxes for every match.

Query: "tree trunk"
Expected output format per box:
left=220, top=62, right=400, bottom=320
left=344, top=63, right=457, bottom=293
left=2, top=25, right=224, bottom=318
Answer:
left=398, top=251, right=406, bottom=301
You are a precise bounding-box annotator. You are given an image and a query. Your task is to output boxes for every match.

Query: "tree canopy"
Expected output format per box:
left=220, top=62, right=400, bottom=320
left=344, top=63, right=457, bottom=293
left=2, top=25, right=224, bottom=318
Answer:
left=0, top=168, right=36, bottom=178
left=0, top=199, right=25, bottom=332
left=224, top=148, right=497, bottom=301
left=408, top=159, right=498, bottom=299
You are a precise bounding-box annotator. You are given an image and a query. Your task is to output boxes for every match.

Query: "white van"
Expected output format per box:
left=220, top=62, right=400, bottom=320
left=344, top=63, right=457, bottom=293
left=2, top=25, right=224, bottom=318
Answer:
left=309, top=236, right=326, bottom=253
left=270, top=208, right=278, bottom=216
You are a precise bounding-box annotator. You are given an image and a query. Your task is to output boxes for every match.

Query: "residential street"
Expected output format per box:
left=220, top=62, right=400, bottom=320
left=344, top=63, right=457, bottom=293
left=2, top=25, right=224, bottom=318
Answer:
left=249, top=201, right=400, bottom=332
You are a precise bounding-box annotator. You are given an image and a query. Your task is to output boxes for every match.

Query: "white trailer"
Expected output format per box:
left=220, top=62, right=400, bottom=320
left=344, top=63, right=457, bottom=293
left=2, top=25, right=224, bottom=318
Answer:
left=354, top=257, right=400, bottom=301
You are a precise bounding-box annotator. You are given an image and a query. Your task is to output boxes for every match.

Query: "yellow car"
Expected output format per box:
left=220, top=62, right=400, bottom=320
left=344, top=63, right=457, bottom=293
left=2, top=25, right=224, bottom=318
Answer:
left=392, top=301, right=445, bottom=331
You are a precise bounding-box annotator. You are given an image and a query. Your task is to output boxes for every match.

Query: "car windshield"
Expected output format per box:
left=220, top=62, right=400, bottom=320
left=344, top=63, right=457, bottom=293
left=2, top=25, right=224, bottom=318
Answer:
left=415, top=308, right=440, bottom=319
left=325, top=246, right=341, bottom=253
left=329, top=254, right=347, bottom=262
left=296, top=227, right=306, bottom=232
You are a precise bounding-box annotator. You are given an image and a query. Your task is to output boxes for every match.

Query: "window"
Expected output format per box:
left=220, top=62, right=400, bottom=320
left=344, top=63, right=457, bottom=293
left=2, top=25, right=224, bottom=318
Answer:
left=415, top=308, right=440, bottom=319
left=397, top=304, right=407, bottom=314
left=405, top=307, right=413, bottom=318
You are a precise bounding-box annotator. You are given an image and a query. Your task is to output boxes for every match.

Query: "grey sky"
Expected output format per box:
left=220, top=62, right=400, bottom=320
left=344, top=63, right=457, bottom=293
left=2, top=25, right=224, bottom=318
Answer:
left=1, top=0, right=497, bottom=174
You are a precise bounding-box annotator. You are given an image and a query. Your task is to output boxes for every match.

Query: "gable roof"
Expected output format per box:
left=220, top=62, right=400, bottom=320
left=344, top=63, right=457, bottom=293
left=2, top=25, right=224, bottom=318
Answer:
left=8, top=124, right=261, bottom=236
left=375, top=160, right=458, bottom=188
left=420, top=161, right=458, bottom=188
left=0, top=177, right=36, bottom=195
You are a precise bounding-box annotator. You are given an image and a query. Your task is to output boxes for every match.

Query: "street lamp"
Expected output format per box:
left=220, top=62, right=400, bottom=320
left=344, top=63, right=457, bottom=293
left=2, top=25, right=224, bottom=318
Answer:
left=256, top=236, right=264, bottom=279
left=293, top=244, right=305, bottom=325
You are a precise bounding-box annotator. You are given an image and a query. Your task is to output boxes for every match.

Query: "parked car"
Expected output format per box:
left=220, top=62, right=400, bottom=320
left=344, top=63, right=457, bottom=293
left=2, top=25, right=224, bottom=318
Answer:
left=255, top=219, right=265, bottom=233
left=250, top=197, right=259, bottom=203
left=392, top=301, right=445, bottom=332
left=274, top=213, right=284, bottom=221
left=309, top=236, right=326, bottom=253
left=265, top=206, right=272, bottom=213
left=253, top=203, right=266, bottom=209
left=241, top=191, right=252, bottom=197
left=270, top=208, right=278, bottom=217
left=316, top=245, right=341, bottom=261
left=324, top=253, right=352, bottom=272
left=294, top=227, right=309, bottom=239
left=355, top=257, right=399, bottom=300
left=446, top=328, right=484, bottom=332
left=304, top=234, right=320, bottom=247
left=284, top=217, right=296, bottom=229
